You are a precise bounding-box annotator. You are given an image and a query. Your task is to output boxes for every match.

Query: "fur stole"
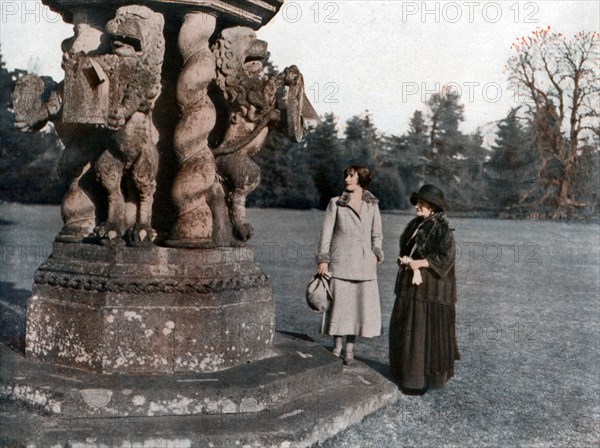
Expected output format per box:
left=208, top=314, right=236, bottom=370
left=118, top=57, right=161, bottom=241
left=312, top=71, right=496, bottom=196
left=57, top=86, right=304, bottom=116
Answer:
left=401, top=212, right=452, bottom=259
left=336, top=190, right=379, bottom=207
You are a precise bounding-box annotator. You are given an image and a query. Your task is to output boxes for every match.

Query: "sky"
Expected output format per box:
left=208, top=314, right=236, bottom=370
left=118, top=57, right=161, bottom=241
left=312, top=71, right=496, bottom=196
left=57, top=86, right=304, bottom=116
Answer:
left=1, top=1, right=599, bottom=136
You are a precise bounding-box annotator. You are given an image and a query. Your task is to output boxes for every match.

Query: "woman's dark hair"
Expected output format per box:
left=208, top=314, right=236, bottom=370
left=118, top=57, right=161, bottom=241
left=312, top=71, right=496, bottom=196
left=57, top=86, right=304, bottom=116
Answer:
left=344, top=165, right=374, bottom=188
left=418, top=199, right=442, bottom=213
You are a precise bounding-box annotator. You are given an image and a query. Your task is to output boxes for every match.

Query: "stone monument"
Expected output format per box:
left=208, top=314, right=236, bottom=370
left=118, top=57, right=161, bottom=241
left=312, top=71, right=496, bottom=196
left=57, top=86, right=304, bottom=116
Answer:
left=2, top=1, right=398, bottom=445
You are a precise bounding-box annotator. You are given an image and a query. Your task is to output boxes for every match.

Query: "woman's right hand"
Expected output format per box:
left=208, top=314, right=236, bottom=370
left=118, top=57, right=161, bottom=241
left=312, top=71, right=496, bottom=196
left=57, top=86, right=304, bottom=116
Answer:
left=317, top=262, right=329, bottom=276
left=398, top=256, right=412, bottom=266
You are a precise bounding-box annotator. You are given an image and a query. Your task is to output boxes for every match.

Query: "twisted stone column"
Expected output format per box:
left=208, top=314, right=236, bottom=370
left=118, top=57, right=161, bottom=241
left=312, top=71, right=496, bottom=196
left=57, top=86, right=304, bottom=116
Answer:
left=169, top=12, right=217, bottom=246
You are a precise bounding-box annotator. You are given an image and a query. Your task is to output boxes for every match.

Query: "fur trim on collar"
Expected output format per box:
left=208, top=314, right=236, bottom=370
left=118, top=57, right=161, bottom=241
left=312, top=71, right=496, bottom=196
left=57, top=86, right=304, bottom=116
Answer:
left=336, top=190, right=379, bottom=206
left=413, top=212, right=452, bottom=258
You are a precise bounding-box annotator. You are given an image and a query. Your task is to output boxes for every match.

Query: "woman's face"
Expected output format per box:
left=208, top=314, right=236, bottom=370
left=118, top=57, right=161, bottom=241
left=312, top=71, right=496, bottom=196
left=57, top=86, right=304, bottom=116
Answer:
left=415, top=199, right=434, bottom=218
left=344, top=171, right=361, bottom=191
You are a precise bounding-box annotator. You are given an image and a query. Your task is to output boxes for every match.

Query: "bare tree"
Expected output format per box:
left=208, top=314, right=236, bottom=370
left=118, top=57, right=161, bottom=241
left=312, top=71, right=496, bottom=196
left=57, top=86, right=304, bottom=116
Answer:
left=507, top=27, right=599, bottom=218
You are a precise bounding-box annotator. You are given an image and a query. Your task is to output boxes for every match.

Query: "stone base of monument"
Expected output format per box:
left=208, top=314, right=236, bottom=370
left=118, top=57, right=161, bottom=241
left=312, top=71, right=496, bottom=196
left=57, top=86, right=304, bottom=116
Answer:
left=26, top=243, right=275, bottom=374
left=3, top=242, right=399, bottom=445
left=1, top=333, right=398, bottom=447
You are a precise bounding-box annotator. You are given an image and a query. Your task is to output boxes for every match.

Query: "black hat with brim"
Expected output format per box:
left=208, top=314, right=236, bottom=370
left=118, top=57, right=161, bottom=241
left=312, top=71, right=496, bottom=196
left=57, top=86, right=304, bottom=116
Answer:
left=410, top=184, right=448, bottom=211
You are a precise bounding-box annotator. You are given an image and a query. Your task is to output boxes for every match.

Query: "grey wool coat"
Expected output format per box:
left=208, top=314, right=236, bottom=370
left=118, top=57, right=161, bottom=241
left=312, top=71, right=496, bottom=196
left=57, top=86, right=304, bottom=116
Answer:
left=317, top=190, right=384, bottom=281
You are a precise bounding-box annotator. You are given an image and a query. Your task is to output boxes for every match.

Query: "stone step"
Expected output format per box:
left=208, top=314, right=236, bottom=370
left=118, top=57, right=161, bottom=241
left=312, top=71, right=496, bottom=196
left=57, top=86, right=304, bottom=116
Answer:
left=1, top=333, right=344, bottom=418
left=1, top=337, right=398, bottom=447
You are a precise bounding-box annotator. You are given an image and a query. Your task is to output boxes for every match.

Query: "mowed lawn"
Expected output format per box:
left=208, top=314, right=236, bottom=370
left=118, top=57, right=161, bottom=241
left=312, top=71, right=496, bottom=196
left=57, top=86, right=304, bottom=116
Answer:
left=1, top=204, right=598, bottom=447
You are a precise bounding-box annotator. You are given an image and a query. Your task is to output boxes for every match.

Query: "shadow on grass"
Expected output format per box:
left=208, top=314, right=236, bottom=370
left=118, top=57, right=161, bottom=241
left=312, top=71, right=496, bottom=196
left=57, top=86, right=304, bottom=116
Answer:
left=278, top=330, right=400, bottom=384
left=0, top=282, right=29, bottom=354
left=277, top=330, right=316, bottom=342
left=355, top=357, right=397, bottom=383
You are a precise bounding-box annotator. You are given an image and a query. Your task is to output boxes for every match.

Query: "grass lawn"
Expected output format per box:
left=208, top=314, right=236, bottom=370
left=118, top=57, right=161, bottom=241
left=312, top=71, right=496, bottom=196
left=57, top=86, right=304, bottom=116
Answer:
left=1, top=204, right=598, bottom=447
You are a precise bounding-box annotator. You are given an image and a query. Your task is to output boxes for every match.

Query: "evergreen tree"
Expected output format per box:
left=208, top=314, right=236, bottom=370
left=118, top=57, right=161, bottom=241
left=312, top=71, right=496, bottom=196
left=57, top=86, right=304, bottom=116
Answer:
left=341, top=112, right=406, bottom=209
left=249, top=131, right=318, bottom=209
left=262, top=52, right=279, bottom=80
left=0, top=47, right=16, bottom=139
left=0, top=47, right=65, bottom=203
left=306, top=113, right=344, bottom=209
left=485, top=108, right=536, bottom=209
left=395, top=110, right=430, bottom=197
left=407, top=110, right=429, bottom=155
left=456, top=130, right=489, bottom=210
left=427, top=91, right=465, bottom=161
left=423, top=91, right=485, bottom=211
left=573, top=137, right=600, bottom=218
left=370, top=167, right=406, bottom=210
left=343, top=113, right=379, bottom=166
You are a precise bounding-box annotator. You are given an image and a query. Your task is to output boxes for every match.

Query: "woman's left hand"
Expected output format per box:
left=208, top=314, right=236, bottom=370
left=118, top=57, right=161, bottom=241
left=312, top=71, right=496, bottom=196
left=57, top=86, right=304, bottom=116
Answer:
left=412, top=269, right=423, bottom=285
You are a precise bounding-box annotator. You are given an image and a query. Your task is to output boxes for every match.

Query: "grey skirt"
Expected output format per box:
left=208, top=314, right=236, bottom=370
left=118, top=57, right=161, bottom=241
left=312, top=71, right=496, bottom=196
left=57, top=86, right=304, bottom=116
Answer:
left=321, top=277, right=381, bottom=337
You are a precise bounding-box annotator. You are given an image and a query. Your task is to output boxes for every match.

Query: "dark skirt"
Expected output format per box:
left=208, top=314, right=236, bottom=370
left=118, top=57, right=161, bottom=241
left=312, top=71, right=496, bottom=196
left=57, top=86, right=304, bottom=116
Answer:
left=389, top=295, right=460, bottom=390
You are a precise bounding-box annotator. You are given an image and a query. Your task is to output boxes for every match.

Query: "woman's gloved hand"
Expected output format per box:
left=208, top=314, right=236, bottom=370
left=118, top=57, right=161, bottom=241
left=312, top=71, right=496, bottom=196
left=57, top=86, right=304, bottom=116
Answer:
left=317, top=262, right=329, bottom=276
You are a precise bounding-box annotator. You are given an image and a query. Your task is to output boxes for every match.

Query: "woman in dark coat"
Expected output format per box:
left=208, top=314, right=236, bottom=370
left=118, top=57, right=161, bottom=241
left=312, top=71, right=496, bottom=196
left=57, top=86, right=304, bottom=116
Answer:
left=389, top=184, right=460, bottom=393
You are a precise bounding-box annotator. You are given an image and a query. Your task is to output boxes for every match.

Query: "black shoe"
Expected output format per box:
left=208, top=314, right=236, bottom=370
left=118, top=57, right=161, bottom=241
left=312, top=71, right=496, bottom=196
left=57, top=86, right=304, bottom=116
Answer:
left=400, top=387, right=428, bottom=395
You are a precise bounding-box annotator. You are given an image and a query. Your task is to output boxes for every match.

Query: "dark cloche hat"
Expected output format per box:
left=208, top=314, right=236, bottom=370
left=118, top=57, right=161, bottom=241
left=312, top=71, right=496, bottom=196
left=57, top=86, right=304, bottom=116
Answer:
left=410, top=184, right=448, bottom=211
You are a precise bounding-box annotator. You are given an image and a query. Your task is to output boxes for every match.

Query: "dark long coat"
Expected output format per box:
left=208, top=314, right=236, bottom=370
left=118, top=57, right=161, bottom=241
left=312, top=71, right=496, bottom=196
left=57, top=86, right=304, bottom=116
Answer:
left=389, top=213, right=460, bottom=390
left=393, top=214, right=457, bottom=305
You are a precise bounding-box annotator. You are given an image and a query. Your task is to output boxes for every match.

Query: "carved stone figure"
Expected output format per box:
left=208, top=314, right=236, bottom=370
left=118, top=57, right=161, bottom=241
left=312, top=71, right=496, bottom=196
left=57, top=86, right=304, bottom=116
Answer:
left=82, top=5, right=165, bottom=244
left=209, top=27, right=307, bottom=245
left=5, top=4, right=400, bottom=445
left=13, top=73, right=105, bottom=243
left=14, top=15, right=313, bottom=248
left=13, top=5, right=165, bottom=245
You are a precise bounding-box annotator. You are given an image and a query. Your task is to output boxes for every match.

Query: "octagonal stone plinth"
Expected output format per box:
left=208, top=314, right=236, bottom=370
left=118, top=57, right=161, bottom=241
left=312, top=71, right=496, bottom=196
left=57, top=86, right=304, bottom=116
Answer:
left=26, top=243, right=274, bottom=374
left=1, top=334, right=399, bottom=447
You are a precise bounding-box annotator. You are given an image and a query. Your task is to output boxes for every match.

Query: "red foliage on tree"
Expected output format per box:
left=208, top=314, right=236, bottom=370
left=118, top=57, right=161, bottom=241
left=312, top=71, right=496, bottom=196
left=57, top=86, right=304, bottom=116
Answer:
left=507, top=27, right=599, bottom=218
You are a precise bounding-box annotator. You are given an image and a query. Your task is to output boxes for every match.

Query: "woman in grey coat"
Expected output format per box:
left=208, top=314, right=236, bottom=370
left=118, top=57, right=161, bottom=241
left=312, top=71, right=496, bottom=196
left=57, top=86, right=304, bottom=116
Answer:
left=317, top=165, right=384, bottom=365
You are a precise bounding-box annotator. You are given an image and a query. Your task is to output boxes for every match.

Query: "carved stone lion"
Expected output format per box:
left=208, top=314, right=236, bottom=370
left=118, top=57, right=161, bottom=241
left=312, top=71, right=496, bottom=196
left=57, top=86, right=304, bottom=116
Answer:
left=209, top=27, right=306, bottom=245
left=89, top=5, right=165, bottom=244
left=14, top=6, right=165, bottom=245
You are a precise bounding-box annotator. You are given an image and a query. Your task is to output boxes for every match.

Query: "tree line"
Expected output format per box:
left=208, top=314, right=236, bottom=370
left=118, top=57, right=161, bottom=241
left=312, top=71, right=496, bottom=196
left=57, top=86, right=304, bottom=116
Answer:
left=1, top=27, right=598, bottom=219
left=251, top=28, right=599, bottom=219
